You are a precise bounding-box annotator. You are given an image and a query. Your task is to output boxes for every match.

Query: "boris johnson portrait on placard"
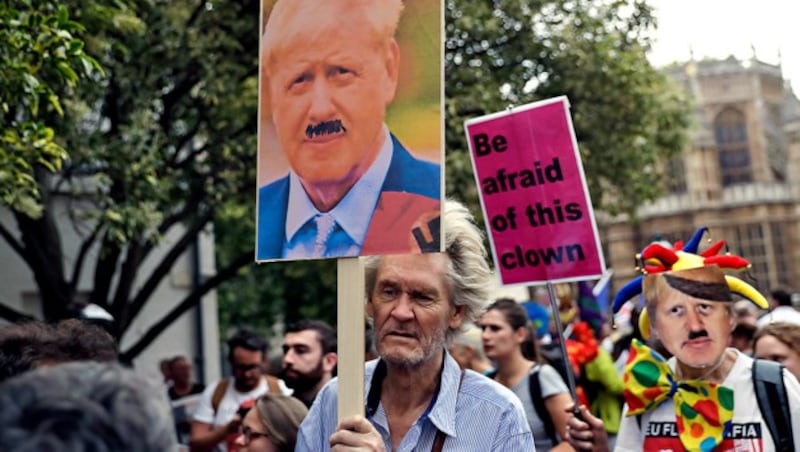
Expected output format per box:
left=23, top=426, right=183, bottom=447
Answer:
left=255, top=0, right=443, bottom=262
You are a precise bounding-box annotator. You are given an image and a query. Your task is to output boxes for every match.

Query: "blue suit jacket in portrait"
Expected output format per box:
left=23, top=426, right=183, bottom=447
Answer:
left=256, top=135, right=441, bottom=261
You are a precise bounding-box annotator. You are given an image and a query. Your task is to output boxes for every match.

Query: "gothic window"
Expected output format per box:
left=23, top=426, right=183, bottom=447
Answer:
left=771, top=222, right=792, bottom=289
left=729, top=223, right=768, bottom=288
left=665, top=157, right=686, bottom=193
left=714, top=108, right=752, bottom=186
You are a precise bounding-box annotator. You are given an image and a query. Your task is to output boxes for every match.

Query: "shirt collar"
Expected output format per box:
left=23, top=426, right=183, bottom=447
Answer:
left=426, top=350, right=461, bottom=437
left=365, top=349, right=461, bottom=438
left=285, top=126, right=393, bottom=243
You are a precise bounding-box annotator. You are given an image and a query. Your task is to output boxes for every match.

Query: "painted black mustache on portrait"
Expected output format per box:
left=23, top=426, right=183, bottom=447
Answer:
left=687, top=329, right=709, bottom=340
left=305, top=120, right=346, bottom=138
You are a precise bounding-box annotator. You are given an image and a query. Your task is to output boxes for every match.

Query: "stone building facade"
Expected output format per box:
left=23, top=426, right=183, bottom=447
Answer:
left=602, top=56, right=800, bottom=297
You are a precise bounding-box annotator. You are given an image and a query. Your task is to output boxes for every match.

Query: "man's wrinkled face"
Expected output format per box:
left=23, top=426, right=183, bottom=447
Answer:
left=367, top=254, right=463, bottom=369
left=231, top=347, right=264, bottom=392
left=265, top=12, right=398, bottom=191
left=281, top=330, right=329, bottom=392
left=652, top=290, right=733, bottom=368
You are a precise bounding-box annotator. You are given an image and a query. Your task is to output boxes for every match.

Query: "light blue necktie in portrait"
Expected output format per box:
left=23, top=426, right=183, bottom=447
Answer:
left=313, top=213, right=336, bottom=257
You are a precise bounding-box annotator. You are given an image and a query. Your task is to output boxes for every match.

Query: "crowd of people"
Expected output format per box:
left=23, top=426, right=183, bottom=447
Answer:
left=563, top=235, right=800, bottom=452
left=3, top=196, right=800, bottom=451
left=2, top=0, right=800, bottom=448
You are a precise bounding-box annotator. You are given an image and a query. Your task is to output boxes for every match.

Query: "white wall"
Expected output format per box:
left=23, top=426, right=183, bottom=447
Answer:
left=0, top=201, right=220, bottom=385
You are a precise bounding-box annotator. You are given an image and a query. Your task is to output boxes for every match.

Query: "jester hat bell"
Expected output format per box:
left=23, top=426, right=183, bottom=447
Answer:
left=611, top=227, right=768, bottom=339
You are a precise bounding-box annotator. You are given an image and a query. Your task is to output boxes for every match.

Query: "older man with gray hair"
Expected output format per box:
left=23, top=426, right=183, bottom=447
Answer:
left=296, top=200, right=534, bottom=451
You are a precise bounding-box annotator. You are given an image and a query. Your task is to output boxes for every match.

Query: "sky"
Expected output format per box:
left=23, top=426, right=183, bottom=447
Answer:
left=646, top=0, right=799, bottom=89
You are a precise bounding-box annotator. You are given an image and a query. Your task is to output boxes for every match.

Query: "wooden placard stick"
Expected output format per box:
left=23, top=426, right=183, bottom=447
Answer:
left=337, top=257, right=365, bottom=421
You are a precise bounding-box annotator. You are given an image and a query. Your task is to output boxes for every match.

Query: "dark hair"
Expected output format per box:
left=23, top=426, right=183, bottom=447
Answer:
left=285, top=319, right=337, bottom=354
left=167, top=355, right=192, bottom=373
left=54, top=319, right=118, bottom=362
left=0, top=361, right=176, bottom=451
left=485, top=297, right=541, bottom=362
left=227, top=329, right=268, bottom=362
left=0, top=320, right=117, bottom=384
left=731, top=322, right=757, bottom=341
left=0, top=321, right=56, bottom=383
left=771, top=289, right=792, bottom=307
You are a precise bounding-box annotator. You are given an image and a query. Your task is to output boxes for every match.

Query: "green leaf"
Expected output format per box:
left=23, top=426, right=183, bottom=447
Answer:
left=67, top=38, right=84, bottom=55
left=48, top=92, right=64, bottom=116
left=55, top=61, right=78, bottom=82
left=57, top=5, right=69, bottom=24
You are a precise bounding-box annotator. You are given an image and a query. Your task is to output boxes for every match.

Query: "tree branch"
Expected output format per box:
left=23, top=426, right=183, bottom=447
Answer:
left=91, top=234, right=121, bottom=310
left=14, top=196, right=71, bottom=321
left=110, top=241, right=145, bottom=329
left=169, top=119, right=202, bottom=167
left=69, top=222, right=103, bottom=293
left=158, top=202, right=200, bottom=238
left=0, top=222, right=29, bottom=266
left=185, top=0, right=207, bottom=28
left=173, top=120, right=253, bottom=171
left=0, top=301, right=35, bottom=323
left=120, top=209, right=214, bottom=333
left=160, top=62, right=201, bottom=134
left=119, top=250, right=252, bottom=362
left=125, top=188, right=210, bottom=275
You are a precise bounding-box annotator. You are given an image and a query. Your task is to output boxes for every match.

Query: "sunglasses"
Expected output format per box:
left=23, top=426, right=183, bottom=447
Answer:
left=232, top=363, right=261, bottom=373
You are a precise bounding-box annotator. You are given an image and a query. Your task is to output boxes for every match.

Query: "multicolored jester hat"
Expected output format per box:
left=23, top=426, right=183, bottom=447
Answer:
left=611, top=227, right=770, bottom=451
left=611, top=226, right=768, bottom=339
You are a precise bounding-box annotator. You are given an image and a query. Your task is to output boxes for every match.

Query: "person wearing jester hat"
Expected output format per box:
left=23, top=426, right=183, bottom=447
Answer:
left=565, top=227, right=800, bottom=452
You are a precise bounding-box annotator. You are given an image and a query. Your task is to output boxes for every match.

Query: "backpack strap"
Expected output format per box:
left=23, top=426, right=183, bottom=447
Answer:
left=529, top=366, right=558, bottom=446
left=211, top=378, right=229, bottom=415
left=265, top=375, right=280, bottom=394
left=752, top=359, right=794, bottom=452
left=212, top=376, right=279, bottom=416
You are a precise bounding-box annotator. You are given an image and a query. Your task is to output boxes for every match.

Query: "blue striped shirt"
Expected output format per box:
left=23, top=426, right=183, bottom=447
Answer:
left=296, top=351, right=535, bottom=451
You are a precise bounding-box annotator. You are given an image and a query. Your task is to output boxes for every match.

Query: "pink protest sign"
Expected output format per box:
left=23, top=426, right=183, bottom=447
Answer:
left=464, top=96, right=606, bottom=285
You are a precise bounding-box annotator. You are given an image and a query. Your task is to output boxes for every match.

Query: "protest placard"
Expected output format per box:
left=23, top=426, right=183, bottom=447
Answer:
left=255, top=0, right=444, bottom=424
left=464, top=96, right=606, bottom=285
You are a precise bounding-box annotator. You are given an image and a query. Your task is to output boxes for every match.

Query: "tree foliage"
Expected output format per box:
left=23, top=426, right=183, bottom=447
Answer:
left=0, top=2, right=100, bottom=218
left=1, top=0, right=693, bottom=362
left=0, top=0, right=262, bottom=360
left=0, top=0, right=339, bottom=359
left=446, top=0, right=691, bottom=218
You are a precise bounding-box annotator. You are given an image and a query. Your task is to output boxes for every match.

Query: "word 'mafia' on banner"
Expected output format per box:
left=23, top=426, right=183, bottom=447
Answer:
left=464, top=96, right=606, bottom=285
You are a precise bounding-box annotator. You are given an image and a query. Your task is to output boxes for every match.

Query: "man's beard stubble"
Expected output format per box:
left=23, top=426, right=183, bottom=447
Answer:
left=281, top=360, right=325, bottom=394
left=375, top=322, right=448, bottom=370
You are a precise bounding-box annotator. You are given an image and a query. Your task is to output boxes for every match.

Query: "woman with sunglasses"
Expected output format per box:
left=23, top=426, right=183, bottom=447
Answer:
left=234, top=393, right=308, bottom=452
